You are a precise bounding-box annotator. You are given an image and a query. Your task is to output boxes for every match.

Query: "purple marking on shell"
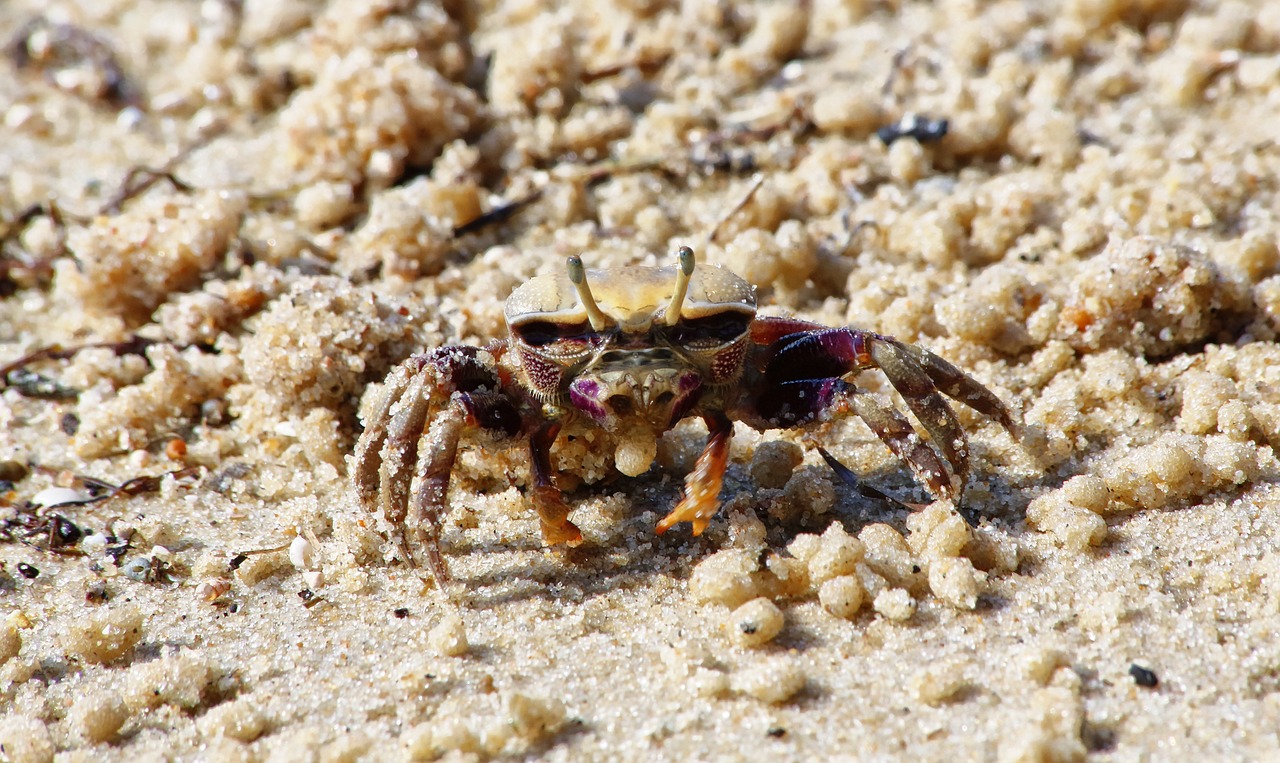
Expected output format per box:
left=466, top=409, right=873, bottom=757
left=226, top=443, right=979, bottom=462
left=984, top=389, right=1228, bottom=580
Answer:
left=568, top=378, right=609, bottom=422
left=665, top=371, right=704, bottom=425
left=572, top=377, right=602, bottom=397
left=677, top=371, right=702, bottom=393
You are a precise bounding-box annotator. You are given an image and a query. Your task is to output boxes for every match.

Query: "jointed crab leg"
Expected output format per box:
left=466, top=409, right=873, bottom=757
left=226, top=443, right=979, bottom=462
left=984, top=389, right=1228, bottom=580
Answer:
left=352, top=357, right=428, bottom=564
left=865, top=338, right=969, bottom=483
left=752, top=378, right=958, bottom=499
left=351, top=347, right=522, bottom=589
left=756, top=326, right=1015, bottom=499
left=836, top=382, right=958, bottom=500
left=656, top=411, right=733, bottom=536
left=407, top=404, right=464, bottom=587
left=891, top=341, right=1016, bottom=432
left=529, top=422, right=584, bottom=546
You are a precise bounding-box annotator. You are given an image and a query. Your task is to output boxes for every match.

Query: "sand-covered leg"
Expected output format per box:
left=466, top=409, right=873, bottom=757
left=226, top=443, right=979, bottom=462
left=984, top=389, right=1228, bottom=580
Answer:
left=352, top=358, right=425, bottom=534
left=372, top=364, right=434, bottom=567
left=529, top=422, right=583, bottom=546
left=351, top=347, right=519, bottom=588
left=404, top=388, right=523, bottom=589
left=406, top=403, right=464, bottom=589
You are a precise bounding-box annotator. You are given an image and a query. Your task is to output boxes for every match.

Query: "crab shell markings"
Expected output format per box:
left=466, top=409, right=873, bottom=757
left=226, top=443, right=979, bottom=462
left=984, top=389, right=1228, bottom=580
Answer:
left=503, top=255, right=756, bottom=477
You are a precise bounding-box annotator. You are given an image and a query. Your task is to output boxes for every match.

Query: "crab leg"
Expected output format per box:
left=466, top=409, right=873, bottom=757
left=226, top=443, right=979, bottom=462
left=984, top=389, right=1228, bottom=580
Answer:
left=529, top=422, right=583, bottom=546
left=891, top=341, right=1016, bottom=433
left=760, top=328, right=1015, bottom=487
left=841, top=383, right=958, bottom=500
left=406, top=403, right=464, bottom=587
left=762, top=327, right=1012, bottom=430
left=351, top=347, right=521, bottom=589
left=354, top=348, right=504, bottom=513
left=656, top=411, right=733, bottom=536
left=405, top=388, right=524, bottom=587
left=754, top=378, right=958, bottom=500
left=352, top=357, right=429, bottom=564
left=352, top=359, right=412, bottom=512
left=864, top=338, right=970, bottom=483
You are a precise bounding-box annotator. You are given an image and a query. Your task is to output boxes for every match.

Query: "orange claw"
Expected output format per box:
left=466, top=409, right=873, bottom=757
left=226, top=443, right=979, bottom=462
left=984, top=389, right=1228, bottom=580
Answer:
left=656, top=413, right=732, bottom=536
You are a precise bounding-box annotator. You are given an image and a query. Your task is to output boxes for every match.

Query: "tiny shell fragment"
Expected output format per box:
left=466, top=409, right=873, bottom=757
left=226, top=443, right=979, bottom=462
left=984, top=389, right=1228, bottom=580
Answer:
left=30, top=486, right=90, bottom=508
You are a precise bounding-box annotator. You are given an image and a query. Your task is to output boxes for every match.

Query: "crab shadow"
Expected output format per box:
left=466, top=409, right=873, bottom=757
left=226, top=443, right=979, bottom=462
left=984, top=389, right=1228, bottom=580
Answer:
left=441, top=513, right=719, bottom=610
left=437, top=442, right=1045, bottom=610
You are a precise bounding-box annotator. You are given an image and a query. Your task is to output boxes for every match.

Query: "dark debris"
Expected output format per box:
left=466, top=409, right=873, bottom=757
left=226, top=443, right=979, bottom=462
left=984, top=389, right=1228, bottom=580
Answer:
left=876, top=113, right=950, bottom=146
left=1129, top=663, right=1159, bottom=688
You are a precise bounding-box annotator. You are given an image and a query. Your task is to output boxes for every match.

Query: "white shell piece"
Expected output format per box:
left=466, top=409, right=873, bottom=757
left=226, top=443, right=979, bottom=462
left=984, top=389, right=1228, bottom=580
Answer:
left=196, top=579, right=231, bottom=601
left=30, top=487, right=91, bottom=508
left=81, top=533, right=109, bottom=555
left=289, top=535, right=315, bottom=570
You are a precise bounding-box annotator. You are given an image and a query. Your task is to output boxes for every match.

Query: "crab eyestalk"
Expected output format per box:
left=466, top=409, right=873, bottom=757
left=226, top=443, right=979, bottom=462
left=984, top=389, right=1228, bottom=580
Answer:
left=566, top=255, right=611, bottom=331
left=663, top=245, right=696, bottom=326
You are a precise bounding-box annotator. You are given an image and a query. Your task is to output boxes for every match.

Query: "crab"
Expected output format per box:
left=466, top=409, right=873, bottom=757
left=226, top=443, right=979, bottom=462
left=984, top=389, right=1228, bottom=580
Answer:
left=352, top=246, right=1016, bottom=590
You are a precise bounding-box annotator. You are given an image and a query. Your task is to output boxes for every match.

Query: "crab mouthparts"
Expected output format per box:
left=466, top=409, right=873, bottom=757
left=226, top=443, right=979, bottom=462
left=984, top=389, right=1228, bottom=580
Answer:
left=568, top=366, right=701, bottom=477
left=567, top=364, right=702, bottom=432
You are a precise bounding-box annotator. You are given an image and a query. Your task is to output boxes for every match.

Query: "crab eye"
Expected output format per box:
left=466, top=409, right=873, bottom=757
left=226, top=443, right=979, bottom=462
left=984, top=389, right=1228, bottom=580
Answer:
left=666, top=312, right=751, bottom=346
left=512, top=320, right=596, bottom=347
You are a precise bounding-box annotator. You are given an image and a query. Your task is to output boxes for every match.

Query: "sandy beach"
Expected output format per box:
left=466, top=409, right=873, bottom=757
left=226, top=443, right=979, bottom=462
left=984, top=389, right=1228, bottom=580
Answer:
left=2, top=1, right=1279, bottom=760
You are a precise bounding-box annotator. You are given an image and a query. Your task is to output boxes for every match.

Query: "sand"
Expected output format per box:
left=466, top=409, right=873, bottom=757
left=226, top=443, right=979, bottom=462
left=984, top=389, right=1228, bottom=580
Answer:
left=2, top=0, right=1279, bottom=760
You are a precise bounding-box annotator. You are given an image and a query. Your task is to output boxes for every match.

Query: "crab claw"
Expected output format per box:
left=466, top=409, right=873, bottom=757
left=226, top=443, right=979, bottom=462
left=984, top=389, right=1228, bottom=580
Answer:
left=655, top=412, right=732, bottom=536
left=888, top=339, right=1017, bottom=434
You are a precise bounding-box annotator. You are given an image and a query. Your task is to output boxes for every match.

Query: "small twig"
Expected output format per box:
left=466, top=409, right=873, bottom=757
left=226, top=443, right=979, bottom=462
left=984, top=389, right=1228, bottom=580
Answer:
left=26, top=464, right=200, bottom=505
left=452, top=189, right=544, bottom=238
left=0, top=200, right=75, bottom=292
left=707, top=174, right=765, bottom=245
left=837, top=214, right=880, bottom=256
left=881, top=44, right=914, bottom=98
left=580, top=51, right=671, bottom=84
left=228, top=541, right=292, bottom=572
left=114, top=466, right=201, bottom=498
left=557, top=158, right=671, bottom=187
left=0, top=336, right=160, bottom=394
left=98, top=122, right=226, bottom=214
left=99, top=170, right=193, bottom=216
